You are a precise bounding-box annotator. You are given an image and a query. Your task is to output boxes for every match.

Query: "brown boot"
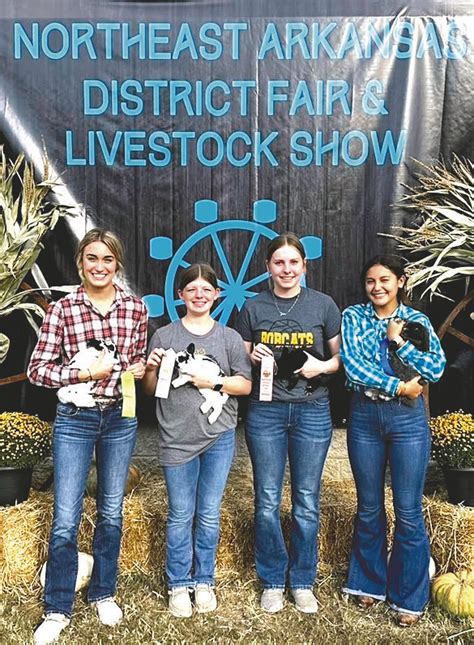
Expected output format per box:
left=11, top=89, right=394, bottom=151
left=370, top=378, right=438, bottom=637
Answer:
left=358, top=595, right=376, bottom=609
left=397, top=612, right=420, bottom=627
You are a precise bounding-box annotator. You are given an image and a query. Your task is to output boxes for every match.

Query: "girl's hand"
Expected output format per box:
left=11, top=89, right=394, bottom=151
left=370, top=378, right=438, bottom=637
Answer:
left=400, top=376, right=423, bottom=399
left=146, top=347, right=166, bottom=372
left=127, top=361, right=146, bottom=380
left=387, top=319, right=405, bottom=341
left=89, top=350, right=115, bottom=380
left=250, top=343, right=273, bottom=365
left=189, top=373, right=216, bottom=389
left=294, top=352, right=326, bottom=378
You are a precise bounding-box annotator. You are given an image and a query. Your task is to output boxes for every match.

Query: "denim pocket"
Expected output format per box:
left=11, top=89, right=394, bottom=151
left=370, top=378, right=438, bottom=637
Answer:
left=56, top=403, right=79, bottom=417
left=308, top=396, right=330, bottom=408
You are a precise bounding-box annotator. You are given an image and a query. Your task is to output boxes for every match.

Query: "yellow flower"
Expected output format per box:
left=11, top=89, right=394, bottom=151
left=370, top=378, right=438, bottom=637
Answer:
left=0, top=412, right=52, bottom=468
left=430, top=412, right=474, bottom=468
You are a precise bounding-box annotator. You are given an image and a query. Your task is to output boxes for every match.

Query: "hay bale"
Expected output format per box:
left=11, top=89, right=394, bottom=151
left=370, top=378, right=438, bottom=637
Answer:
left=0, top=476, right=167, bottom=592
left=424, top=496, right=474, bottom=573
left=318, top=480, right=358, bottom=568
left=318, top=479, right=473, bottom=574
left=0, top=494, right=51, bottom=590
left=218, top=465, right=255, bottom=574
left=1, top=465, right=472, bottom=594
left=119, top=476, right=167, bottom=574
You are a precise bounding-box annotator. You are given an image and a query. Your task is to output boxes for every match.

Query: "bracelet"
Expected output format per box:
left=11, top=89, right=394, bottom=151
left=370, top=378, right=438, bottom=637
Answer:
left=398, top=382, right=407, bottom=396
left=87, top=368, right=92, bottom=382
left=392, top=335, right=406, bottom=349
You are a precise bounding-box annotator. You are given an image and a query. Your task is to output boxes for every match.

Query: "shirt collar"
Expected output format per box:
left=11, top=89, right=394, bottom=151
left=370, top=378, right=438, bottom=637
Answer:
left=71, top=283, right=129, bottom=307
left=364, top=300, right=408, bottom=320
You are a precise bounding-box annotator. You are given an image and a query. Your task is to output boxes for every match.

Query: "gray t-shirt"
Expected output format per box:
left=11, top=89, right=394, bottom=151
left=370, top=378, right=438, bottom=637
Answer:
left=148, top=320, right=251, bottom=465
left=236, top=288, right=341, bottom=402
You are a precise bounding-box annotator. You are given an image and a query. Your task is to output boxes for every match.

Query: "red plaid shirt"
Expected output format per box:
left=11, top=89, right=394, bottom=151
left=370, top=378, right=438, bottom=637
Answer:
left=27, top=284, right=148, bottom=399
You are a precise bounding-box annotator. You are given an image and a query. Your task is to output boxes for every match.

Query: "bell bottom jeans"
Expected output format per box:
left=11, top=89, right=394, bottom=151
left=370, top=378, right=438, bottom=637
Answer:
left=245, top=398, right=333, bottom=589
left=343, top=393, right=431, bottom=615
left=162, top=430, right=235, bottom=588
left=45, top=402, right=137, bottom=617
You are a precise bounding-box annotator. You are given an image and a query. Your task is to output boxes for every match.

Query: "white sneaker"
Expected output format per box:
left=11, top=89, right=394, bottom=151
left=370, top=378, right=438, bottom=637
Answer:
left=261, top=588, right=285, bottom=613
left=168, top=587, right=192, bottom=618
left=194, top=583, right=217, bottom=613
left=291, top=588, right=319, bottom=613
left=95, top=598, right=123, bottom=626
left=33, top=613, right=70, bottom=645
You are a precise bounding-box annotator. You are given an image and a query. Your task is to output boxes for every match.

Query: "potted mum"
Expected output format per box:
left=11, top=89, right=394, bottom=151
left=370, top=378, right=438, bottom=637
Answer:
left=0, top=412, right=52, bottom=506
left=429, top=412, right=474, bottom=506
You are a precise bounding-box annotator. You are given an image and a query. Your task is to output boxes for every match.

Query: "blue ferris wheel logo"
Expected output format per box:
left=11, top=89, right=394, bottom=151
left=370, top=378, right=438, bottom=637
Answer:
left=143, top=199, right=323, bottom=325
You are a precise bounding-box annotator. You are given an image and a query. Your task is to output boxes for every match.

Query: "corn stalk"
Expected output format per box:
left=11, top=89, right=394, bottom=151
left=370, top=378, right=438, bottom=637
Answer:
left=0, top=147, right=73, bottom=363
left=382, top=156, right=474, bottom=300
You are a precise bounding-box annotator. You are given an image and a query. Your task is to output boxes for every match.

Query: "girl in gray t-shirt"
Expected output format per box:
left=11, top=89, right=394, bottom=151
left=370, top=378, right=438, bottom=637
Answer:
left=143, top=263, right=251, bottom=618
left=236, top=233, right=341, bottom=615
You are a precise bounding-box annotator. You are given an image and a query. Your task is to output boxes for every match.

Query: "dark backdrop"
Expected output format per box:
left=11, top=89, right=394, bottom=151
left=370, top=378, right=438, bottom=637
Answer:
left=1, top=1, right=473, bottom=419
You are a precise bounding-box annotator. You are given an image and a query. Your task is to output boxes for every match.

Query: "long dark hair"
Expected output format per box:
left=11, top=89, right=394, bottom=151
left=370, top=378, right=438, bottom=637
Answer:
left=266, top=232, right=306, bottom=262
left=361, top=255, right=408, bottom=303
left=177, top=263, right=219, bottom=291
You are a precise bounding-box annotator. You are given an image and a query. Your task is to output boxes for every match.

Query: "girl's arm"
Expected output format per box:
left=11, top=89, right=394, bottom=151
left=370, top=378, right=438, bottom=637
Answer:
left=190, top=373, right=251, bottom=395
left=390, top=315, right=446, bottom=383
left=244, top=340, right=274, bottom=366
left=191, top=331, right=252, bottom=395
left=27, top=302, right=85, bottom=388
left=126, top=302, right=149, bottom=380
left=142, top=346, right=166, bottom=395
left=296, top=334, right=341, bottom=378
left=341, top=308, right=401, bottom=397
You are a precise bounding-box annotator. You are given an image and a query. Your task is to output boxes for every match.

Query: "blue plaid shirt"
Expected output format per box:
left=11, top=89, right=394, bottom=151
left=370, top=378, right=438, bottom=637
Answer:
left=341, top=302, right=446, bottom=396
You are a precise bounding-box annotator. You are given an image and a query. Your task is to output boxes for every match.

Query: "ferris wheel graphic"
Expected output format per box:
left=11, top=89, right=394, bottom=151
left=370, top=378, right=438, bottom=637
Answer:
left=143, top=199, right=323, bottom=325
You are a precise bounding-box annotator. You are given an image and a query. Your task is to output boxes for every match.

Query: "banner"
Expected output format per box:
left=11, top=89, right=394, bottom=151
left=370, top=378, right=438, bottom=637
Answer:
left=1, top=1, right=473, bottom=413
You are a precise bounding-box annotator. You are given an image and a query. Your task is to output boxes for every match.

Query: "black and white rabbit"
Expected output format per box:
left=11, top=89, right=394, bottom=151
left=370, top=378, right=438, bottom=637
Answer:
left=172, top=343, right=228, bottom=424
left=57, top=339, right=118, bottom=407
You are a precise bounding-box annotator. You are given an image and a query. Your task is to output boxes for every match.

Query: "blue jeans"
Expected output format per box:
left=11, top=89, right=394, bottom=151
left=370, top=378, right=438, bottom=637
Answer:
left=162, top=430, right=235, bottom=588
left=343, top=393, right=431, bottom=615
left=245, top=398, right=333, bottom=589
left=45, top=402, right=137, bottom=617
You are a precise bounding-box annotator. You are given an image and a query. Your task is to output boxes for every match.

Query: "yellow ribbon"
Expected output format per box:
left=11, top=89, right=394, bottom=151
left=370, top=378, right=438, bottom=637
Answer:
left=121, top=371, right=136, bottom=417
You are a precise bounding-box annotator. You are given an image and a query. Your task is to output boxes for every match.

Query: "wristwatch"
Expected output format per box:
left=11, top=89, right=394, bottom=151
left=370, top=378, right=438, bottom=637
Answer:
left=391, top=335, right=406, bottom=349
left=213, top=377, right=224, bottom=392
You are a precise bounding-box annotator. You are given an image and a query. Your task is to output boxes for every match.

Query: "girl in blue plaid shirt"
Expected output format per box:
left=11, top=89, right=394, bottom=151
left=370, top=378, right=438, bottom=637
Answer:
left=340, top=255, right=445, bottom=627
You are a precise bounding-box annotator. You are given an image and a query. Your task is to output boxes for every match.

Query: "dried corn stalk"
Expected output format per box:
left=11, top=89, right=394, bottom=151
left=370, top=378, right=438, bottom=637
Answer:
left=384, top=156, right=474, bottom=299
left=0, top=147, right=72, bottom=362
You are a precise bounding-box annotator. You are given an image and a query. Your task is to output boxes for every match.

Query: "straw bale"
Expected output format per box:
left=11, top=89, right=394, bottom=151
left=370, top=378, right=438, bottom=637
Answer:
left=218, top=465, right=255, bottom=574
left=119, top=475, right=167, bottom=574
left=0, top=493, right=52, bottom=590
left=0, top=466, right=472, bottom=594
left=424, top=496, right=474, bottom=573
left=318, top=480, right=395, bottom=567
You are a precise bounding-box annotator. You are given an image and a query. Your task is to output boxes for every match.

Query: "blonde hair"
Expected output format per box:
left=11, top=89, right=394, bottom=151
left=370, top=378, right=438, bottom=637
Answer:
left=75, top=229, right=125, bottom=281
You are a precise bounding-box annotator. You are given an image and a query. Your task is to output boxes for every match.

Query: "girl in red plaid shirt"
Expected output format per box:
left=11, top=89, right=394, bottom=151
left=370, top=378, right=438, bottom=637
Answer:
left=28, top=229, right=147, bottom=645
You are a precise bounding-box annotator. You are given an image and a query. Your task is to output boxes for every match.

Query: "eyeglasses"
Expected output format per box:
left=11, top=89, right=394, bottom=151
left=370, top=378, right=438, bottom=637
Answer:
left=182, top=286, right=216, bottom=296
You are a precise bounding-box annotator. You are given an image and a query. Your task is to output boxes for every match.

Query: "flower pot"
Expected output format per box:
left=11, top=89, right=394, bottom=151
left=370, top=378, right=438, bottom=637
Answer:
left=0, top=466, right=33, bottom=506
left=442, top=467, right=474, bottom=506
